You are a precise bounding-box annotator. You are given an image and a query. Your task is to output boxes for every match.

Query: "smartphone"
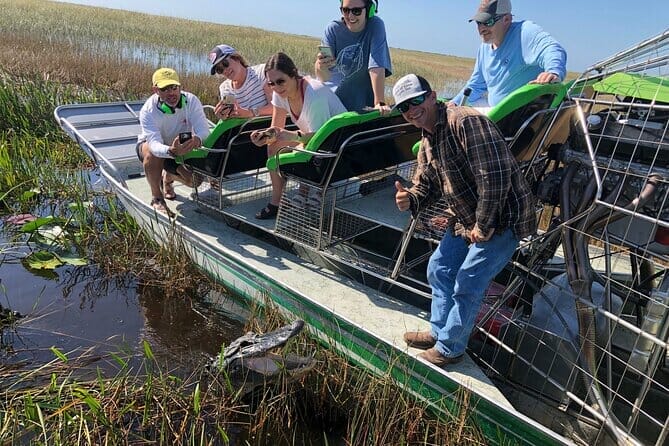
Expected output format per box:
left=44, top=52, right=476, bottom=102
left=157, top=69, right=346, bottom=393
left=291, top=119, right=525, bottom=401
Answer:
left=179, top=131, right=192, bottom=144
left=318, top=46, right=333, bottom=58
left=221, top=94, right=235, bottom=106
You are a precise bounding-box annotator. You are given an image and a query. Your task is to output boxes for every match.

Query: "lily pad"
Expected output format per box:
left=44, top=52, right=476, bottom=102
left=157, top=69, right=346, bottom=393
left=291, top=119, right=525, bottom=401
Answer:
left=20, top=216, right=67, bottom=233
left=25, top=251, right=64, bottom=270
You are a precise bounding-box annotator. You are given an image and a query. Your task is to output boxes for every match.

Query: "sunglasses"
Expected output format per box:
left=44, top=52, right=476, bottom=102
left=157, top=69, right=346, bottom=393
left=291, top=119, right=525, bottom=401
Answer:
left=214, top=58, right=230, bottom=74
left=476, top=15, right=504, bottom=27
left=267, top=78, right=287, bottom=87
left=158, top=84, right=180, bottom=92
left=396, top=93, right=427, bottom=113
left=340, top=6, right=364, bottom=16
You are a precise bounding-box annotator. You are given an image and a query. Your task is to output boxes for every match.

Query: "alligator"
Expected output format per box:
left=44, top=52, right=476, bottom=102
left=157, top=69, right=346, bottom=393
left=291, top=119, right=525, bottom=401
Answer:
left=209, top=320, right=316, bottom=393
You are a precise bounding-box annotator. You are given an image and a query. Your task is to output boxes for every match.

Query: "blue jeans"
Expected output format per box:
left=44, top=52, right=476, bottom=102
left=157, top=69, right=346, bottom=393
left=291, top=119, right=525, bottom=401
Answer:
left=427, top=228, right=519, bottom=358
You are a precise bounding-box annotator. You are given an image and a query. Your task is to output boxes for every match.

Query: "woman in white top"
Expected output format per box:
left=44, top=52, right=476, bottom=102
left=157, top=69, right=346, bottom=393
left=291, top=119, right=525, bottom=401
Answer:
left=208, top=44, right=273, bottom=119
left=251, top=52, right=347, bottom=219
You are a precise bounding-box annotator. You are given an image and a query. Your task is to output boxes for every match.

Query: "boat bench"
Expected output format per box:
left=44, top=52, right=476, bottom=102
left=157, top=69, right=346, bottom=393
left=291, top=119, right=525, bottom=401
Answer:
left=54, top=101, right=146, bottom=179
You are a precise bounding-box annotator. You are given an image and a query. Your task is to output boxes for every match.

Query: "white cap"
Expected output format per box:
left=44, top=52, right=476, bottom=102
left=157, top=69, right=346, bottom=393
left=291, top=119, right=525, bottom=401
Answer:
left=392, top=74, right=428, bottom=109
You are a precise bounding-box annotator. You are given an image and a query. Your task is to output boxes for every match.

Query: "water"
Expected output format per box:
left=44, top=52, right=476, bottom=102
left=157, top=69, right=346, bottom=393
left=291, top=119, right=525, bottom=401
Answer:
left=0, top=229, right=244, bottom=370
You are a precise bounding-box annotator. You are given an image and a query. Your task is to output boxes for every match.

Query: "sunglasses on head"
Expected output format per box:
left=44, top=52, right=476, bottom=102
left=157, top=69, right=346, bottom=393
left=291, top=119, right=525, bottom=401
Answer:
left=476, top=15, right=504, bottom=27
left=267, top=78, right=287, bottom=87
left=214, top=58, right=230, bottom=74
left=397, top=93, right=427, bottom=113
left=340, top=6, right=364, bottom=16
left=158, top=84, right=180, bottom=93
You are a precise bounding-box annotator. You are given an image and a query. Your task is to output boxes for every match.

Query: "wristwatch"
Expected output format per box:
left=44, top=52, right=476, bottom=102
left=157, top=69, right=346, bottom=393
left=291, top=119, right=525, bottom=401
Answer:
left=296, top=130, right=303, bottom=141
left=251, top=107, right=259, bottom=117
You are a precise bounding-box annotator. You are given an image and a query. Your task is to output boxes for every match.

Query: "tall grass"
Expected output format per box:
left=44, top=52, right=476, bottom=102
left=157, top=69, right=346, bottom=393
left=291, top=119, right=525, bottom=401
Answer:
left=0, top=0, right=472, bottom=103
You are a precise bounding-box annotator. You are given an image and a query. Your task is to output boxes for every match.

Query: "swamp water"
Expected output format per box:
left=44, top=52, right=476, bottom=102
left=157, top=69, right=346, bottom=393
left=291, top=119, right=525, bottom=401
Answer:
left=0, top=216, right=341, bottom=445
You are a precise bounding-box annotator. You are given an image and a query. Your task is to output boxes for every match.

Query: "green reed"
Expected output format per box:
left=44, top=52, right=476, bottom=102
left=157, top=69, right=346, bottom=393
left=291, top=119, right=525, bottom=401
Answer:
left=0, top=0, right=471, bottom=103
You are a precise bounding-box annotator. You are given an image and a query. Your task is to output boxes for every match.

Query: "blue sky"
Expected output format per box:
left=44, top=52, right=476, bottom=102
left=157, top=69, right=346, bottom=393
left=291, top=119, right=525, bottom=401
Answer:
left=57, top=0, right=667, bottom=71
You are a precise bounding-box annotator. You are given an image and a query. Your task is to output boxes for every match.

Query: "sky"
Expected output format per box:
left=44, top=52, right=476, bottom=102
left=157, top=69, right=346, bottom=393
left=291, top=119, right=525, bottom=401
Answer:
left=56, top=0, right=667, bottom=72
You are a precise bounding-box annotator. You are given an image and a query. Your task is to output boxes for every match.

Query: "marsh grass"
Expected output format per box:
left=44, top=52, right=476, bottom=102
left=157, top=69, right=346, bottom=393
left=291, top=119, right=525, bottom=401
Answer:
left=0, top=0, right=472, bottom=104
left=0, top=299, right=486, bottom=445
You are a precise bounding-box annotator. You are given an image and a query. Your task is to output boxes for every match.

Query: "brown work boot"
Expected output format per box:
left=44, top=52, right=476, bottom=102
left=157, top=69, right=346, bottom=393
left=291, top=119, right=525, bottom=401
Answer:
left=417, top=348, right=464, bottom=367
left=403, top=331, right=436, bottom=350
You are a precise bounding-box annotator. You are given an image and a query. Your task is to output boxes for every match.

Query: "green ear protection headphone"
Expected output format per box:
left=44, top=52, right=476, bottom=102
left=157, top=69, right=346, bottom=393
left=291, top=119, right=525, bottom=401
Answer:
left=340, top=0, right=377, bottom=19
left=157, top=94, right=187, bottom=114
left=367, top=0, right=377, bottom=18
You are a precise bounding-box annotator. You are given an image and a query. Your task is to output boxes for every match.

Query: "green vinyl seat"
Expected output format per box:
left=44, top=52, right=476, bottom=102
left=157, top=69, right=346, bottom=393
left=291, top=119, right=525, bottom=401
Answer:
left=411, top=82, right=568, bottom=157
left=268, top=110, right=421, bottom=186
left=181, top=116, right=279, bottom=179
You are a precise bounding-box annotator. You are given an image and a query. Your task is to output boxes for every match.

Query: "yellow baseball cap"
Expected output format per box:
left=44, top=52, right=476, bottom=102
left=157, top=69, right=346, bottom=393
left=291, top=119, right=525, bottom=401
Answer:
left=152, top=68, right=181, bottom=89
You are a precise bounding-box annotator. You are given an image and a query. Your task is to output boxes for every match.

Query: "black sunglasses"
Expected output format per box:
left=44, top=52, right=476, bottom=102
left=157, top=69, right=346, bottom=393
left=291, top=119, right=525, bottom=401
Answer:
left=476, top=15, right=504, bottom=27
left=159, top=84, right=180, bottom=93
left=267, top=78, right=287, bottom=87
left=214, top=58, right=230, bottom=74
left=340, top=6, right=364, bottom=16
left=396, top=94, right=427, bottom=113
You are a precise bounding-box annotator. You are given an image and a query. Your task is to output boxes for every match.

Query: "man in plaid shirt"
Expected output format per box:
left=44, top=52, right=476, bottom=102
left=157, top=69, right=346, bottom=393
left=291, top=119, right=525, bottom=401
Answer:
left=393, top=74, right=536, bottom=367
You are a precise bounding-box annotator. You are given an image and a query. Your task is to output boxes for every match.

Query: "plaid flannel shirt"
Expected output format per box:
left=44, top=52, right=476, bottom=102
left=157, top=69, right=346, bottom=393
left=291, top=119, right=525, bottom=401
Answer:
left=409, top=103, right=537, bottom=239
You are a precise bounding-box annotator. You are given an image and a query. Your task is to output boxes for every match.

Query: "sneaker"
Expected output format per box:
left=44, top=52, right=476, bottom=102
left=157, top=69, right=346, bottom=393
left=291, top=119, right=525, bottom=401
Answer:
left=417, top=348, right=464, bottom=368
left=403, top=331, right=436, bottom=350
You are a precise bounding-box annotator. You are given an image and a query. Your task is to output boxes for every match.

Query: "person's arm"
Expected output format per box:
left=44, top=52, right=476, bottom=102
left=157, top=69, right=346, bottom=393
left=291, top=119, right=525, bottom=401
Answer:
left=369, top=67, right=390, bottom=113
left=367, top=17, right=392, bottom=112
left=315, top=28, right=336, bottom=82
left=522, top=21, right=567, bottom=84
left=140, top=105, right=171, bottom=158
left=449, top=52, right=488, bottom=106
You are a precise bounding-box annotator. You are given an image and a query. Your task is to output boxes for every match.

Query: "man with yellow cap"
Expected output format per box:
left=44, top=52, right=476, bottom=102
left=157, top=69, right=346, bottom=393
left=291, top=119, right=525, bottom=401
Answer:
left=136, top=68, right=210, bottom=215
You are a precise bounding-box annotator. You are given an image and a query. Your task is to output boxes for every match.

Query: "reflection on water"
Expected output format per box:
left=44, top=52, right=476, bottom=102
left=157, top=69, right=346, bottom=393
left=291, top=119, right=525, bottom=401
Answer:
left=0, top=230, right=244, bottom=371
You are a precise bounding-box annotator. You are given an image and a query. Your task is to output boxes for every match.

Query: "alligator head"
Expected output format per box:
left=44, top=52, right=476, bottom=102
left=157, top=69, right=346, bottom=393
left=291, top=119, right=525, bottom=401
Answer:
left=210, top=320, right=316, bottom=386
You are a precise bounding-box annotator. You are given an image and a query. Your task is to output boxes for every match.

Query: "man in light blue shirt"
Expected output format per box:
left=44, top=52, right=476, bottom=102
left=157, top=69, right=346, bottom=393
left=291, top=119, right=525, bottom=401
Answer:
left=450, top=0, right=567, bottom=107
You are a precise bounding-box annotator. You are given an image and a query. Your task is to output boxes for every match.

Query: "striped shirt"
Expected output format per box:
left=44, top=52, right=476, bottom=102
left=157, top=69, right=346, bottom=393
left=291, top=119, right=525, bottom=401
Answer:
left=410, top=103, right=537, bottom=239
left=218, top=64, right=268, bottom=110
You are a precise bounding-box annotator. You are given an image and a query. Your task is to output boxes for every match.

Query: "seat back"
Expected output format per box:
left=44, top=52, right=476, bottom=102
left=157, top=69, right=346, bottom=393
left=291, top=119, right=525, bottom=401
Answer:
left=488, top=82, right=568, bottom=139
left=184, top=117, right=273, bottom=178
left=270, top=111, right=421, bottom=185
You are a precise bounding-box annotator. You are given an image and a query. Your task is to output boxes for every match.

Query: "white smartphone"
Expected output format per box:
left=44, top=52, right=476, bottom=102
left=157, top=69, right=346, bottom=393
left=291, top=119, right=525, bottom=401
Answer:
left=318, top=46, right=333, bottom=58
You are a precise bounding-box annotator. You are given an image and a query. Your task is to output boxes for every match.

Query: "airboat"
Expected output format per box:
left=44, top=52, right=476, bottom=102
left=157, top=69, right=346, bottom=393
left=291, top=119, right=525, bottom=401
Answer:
left=55, top=30, right=669, bottom=445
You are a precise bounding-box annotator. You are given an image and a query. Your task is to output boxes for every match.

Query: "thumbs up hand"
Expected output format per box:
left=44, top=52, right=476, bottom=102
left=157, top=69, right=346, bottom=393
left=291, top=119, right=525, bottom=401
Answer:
left=395, top=181, right=411, bottom=211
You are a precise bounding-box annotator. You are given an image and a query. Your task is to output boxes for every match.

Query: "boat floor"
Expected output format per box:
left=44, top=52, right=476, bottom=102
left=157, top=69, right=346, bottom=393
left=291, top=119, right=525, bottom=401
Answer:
left=127, top=177, right=513, bottom=409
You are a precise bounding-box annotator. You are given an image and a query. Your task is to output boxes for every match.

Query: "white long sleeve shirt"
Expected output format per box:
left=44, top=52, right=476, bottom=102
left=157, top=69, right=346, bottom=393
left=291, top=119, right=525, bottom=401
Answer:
left=137, top=91, right=210, bottom=158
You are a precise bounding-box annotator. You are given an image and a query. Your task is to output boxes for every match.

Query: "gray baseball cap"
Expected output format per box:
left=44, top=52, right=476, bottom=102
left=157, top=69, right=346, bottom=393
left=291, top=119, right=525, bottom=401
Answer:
left=469, top=0, right=512, bottom=23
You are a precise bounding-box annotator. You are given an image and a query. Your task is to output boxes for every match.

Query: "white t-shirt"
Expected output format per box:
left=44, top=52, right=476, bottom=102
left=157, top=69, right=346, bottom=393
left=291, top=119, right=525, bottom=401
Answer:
left=137, top=91, right=210, bottom=158
left=271, top=77, right=346, bottom=133
left=218, top=64, right=268, bottom=110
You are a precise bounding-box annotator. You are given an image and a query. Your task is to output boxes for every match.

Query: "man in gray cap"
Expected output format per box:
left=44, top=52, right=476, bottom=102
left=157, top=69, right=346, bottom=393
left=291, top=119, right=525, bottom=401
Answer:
left=450, top=0, right=566, bottom=107
left=393, top=73, right=536, bottom=367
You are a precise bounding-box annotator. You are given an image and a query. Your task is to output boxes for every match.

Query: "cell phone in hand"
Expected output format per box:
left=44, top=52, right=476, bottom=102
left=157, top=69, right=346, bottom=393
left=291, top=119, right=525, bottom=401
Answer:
left=179, top=131, right=192, bottom=144
left=221, top=94, right=235, bottom=108
left=318, top=46, right=333, bottom=58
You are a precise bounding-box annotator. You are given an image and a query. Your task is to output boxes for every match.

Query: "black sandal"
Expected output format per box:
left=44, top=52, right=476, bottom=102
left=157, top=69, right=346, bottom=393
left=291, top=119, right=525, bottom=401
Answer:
left=255, top=203, right=278, bottom=220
